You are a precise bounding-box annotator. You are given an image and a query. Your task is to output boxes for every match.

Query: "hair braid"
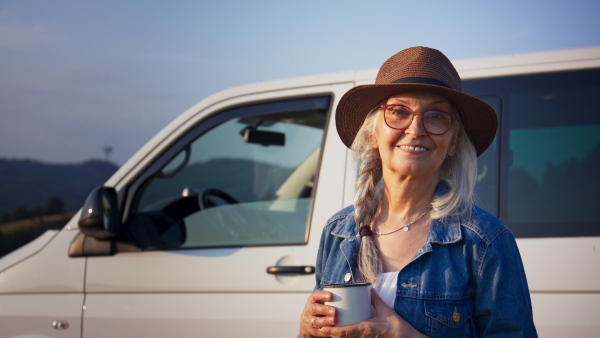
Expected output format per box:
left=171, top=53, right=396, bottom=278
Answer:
left=351, top=109, right=383, bottom=283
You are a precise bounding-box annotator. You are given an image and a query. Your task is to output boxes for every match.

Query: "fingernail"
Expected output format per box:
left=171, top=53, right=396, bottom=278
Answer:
left=329, top=308, right=335, bottom=315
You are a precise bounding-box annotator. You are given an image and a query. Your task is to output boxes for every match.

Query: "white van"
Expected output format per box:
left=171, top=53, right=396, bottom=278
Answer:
left=1, top=46, right=599, bottom=338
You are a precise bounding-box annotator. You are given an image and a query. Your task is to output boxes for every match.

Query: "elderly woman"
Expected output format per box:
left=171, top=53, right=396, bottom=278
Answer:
left=300, top=47, right=537, bottom=337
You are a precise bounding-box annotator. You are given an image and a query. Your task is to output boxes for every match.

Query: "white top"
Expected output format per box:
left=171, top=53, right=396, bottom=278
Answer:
left=373, top=271, right=399, bottom=309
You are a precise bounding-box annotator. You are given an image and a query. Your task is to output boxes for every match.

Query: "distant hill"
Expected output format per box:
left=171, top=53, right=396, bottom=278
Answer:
left=0, top=158, right=119, bottom=213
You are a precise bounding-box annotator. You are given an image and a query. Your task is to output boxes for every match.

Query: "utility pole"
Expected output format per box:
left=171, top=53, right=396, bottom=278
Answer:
left=102, top=145, right=113, bottom=163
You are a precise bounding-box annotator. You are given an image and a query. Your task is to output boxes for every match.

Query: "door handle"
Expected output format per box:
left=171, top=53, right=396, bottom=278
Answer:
left=266, top=265, right=315, bottom=275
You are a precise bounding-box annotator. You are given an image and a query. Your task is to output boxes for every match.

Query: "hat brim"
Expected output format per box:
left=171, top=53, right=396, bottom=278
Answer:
left=335, top=83, right=498, bottom=156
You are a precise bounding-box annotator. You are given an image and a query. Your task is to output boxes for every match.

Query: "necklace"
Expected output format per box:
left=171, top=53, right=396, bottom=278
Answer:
left=374, top=208, right=431, bottom=236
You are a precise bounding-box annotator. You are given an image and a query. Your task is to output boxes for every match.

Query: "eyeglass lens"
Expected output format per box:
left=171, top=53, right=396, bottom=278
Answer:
left=383, top=105, right=453, bottom=135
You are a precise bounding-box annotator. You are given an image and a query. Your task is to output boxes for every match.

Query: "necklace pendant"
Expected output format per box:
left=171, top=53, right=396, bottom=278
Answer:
left=403, top=227, right=409, bottom=232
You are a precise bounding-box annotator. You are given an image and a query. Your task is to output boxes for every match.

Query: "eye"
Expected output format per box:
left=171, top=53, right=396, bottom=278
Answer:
left=426, top=111, right=449, bottom=121
left=388, top=105, right=412, bottom=117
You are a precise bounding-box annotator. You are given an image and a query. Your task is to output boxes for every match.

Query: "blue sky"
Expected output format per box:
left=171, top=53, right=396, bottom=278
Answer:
left=1, top=0, right=599, bottom=165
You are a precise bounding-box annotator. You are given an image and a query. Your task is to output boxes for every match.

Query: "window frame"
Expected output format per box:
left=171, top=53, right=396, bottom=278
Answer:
left=120, top=94, right=333, bottom=249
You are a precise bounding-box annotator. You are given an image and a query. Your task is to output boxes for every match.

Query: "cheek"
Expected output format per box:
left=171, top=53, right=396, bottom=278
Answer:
left=374, top=122, right=401, bottom=146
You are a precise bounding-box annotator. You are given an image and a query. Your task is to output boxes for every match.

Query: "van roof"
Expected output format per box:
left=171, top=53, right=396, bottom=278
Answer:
left=208, top=46, right=600, bottom=102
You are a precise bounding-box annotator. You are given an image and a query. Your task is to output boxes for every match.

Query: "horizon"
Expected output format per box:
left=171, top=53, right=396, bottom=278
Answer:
left=0, top=155, right=119, bottom=166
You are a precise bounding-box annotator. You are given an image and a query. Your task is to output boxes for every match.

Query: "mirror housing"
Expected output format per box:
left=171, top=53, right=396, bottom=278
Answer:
left=78, top=186, right=120, bottom=240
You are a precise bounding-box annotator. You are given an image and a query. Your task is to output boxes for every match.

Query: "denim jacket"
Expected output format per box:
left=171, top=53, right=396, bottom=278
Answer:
left=315, top=204, right=537, bottom=337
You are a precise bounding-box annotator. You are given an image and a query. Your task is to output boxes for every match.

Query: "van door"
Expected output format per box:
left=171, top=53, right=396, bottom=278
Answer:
left=80, top=86, right=352, bottom=337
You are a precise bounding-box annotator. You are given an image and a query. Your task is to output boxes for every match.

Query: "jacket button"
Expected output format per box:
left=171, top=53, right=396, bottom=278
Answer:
left=344, top=273, right=352, bottom=282
left=452, top=307, right=461, bottom=323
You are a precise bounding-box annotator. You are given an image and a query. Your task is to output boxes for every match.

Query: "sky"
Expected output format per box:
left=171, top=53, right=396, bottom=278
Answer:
left=1, top=0, right=600, bottom=166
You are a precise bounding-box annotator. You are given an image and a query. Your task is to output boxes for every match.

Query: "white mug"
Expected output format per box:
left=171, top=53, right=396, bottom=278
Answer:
left=322, top=282, right=372, bottom=326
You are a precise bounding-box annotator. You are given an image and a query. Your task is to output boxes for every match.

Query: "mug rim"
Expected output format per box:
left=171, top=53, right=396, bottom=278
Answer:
left=321, top=282, right=371, bottom=288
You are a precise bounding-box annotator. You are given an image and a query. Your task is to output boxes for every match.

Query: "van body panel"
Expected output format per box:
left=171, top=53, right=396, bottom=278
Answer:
left=82, top=293, right=308, bottom=337
left=0, top=229, right=84, bottom=294
left=519, top=238, right=600, bottom=292
left=0, top=226, right=84, bottom=337
left=531, top=293, right=600, bottom=338
left=86, top=245, right=317, bottom=293
left=0, top=230, right=59, bottom=272
left=0, top=294, right=83, bottom=338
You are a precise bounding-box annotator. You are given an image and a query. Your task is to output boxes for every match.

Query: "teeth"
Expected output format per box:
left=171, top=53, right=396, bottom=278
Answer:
left=400, top=145, right=427, bottom=151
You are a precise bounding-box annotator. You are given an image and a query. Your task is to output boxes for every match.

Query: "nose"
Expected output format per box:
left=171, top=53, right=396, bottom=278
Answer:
left=404, top=113, right=427, bottom=136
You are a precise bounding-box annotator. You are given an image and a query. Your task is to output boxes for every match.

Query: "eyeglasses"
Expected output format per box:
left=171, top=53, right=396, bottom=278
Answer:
left=380, top=104, right=457, bottom=135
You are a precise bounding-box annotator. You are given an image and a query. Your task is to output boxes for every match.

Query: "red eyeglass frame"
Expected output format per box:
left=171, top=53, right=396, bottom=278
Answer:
left=380, top=104, right=458, bottom=135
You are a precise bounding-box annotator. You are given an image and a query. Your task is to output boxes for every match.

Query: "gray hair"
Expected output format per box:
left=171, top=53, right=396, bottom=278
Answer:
left=350, top=106, right=477, bottom=283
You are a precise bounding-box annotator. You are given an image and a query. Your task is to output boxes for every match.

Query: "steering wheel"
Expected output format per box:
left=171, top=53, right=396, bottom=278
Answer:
left=199, top=188, right=239, bottom=210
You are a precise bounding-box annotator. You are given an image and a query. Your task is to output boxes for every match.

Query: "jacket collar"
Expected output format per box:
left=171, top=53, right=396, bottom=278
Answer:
left=428, top=216, right=462, bottom=244
left=330, top=209, right=360, bottom=238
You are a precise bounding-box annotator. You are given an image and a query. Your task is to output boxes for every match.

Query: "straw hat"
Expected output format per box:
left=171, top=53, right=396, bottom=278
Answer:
left=335, top=46, right=497, bottom=156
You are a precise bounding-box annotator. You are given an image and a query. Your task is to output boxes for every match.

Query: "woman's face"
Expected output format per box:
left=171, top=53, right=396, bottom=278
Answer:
left=371, top=91, right=459, bottom=180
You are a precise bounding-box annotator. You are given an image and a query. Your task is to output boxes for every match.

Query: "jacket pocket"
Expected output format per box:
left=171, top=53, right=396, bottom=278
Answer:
left=424, top=298, right=473, bottom=334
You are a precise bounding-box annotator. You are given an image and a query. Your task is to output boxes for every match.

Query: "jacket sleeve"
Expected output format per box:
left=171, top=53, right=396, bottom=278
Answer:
left=314, top=223, right=330, bottom=291
left=474, top=229, right=538, bottom=337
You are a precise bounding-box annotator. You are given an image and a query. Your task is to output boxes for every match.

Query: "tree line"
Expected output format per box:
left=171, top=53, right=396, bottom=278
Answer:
left=0, top=195, right=66, bottom=225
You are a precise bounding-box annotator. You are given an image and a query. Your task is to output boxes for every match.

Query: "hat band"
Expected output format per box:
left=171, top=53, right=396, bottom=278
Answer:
left=392, top=77, right=451, bottom=89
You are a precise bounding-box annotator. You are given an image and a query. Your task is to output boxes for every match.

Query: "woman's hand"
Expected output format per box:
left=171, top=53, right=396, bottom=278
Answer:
left=319, top=289, right=428, bottom=338
left=300, top=290, right=337, bottom=338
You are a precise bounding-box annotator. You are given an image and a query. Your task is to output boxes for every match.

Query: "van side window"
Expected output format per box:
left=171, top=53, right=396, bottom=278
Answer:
left=465, top=69, right=600, bottom=238
left=131, top=96, right=330, bottom=248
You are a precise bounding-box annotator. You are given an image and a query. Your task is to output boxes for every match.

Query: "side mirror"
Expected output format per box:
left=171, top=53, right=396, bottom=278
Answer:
left=78, top=186, right=120, bottom=240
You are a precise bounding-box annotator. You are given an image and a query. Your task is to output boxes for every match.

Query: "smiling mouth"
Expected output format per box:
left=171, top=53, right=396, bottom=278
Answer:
left=399, top=145, right=428, bottom=152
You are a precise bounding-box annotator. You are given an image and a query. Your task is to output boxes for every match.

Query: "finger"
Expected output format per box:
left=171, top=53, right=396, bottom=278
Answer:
left=312, top=314, right=336, bottom=329
left=308, top=290, right=333, bottom=303
left=320, top=324, right=359, bottom=338
left=309, top=301, right=337, bottom=317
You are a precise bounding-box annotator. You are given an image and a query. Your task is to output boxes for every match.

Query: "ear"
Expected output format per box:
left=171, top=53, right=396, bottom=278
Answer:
left=448, top=144, right=458, bottom=157
left=447, top=134, right=459, bottom=157
left=368, top=134, right=378, bottom=149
